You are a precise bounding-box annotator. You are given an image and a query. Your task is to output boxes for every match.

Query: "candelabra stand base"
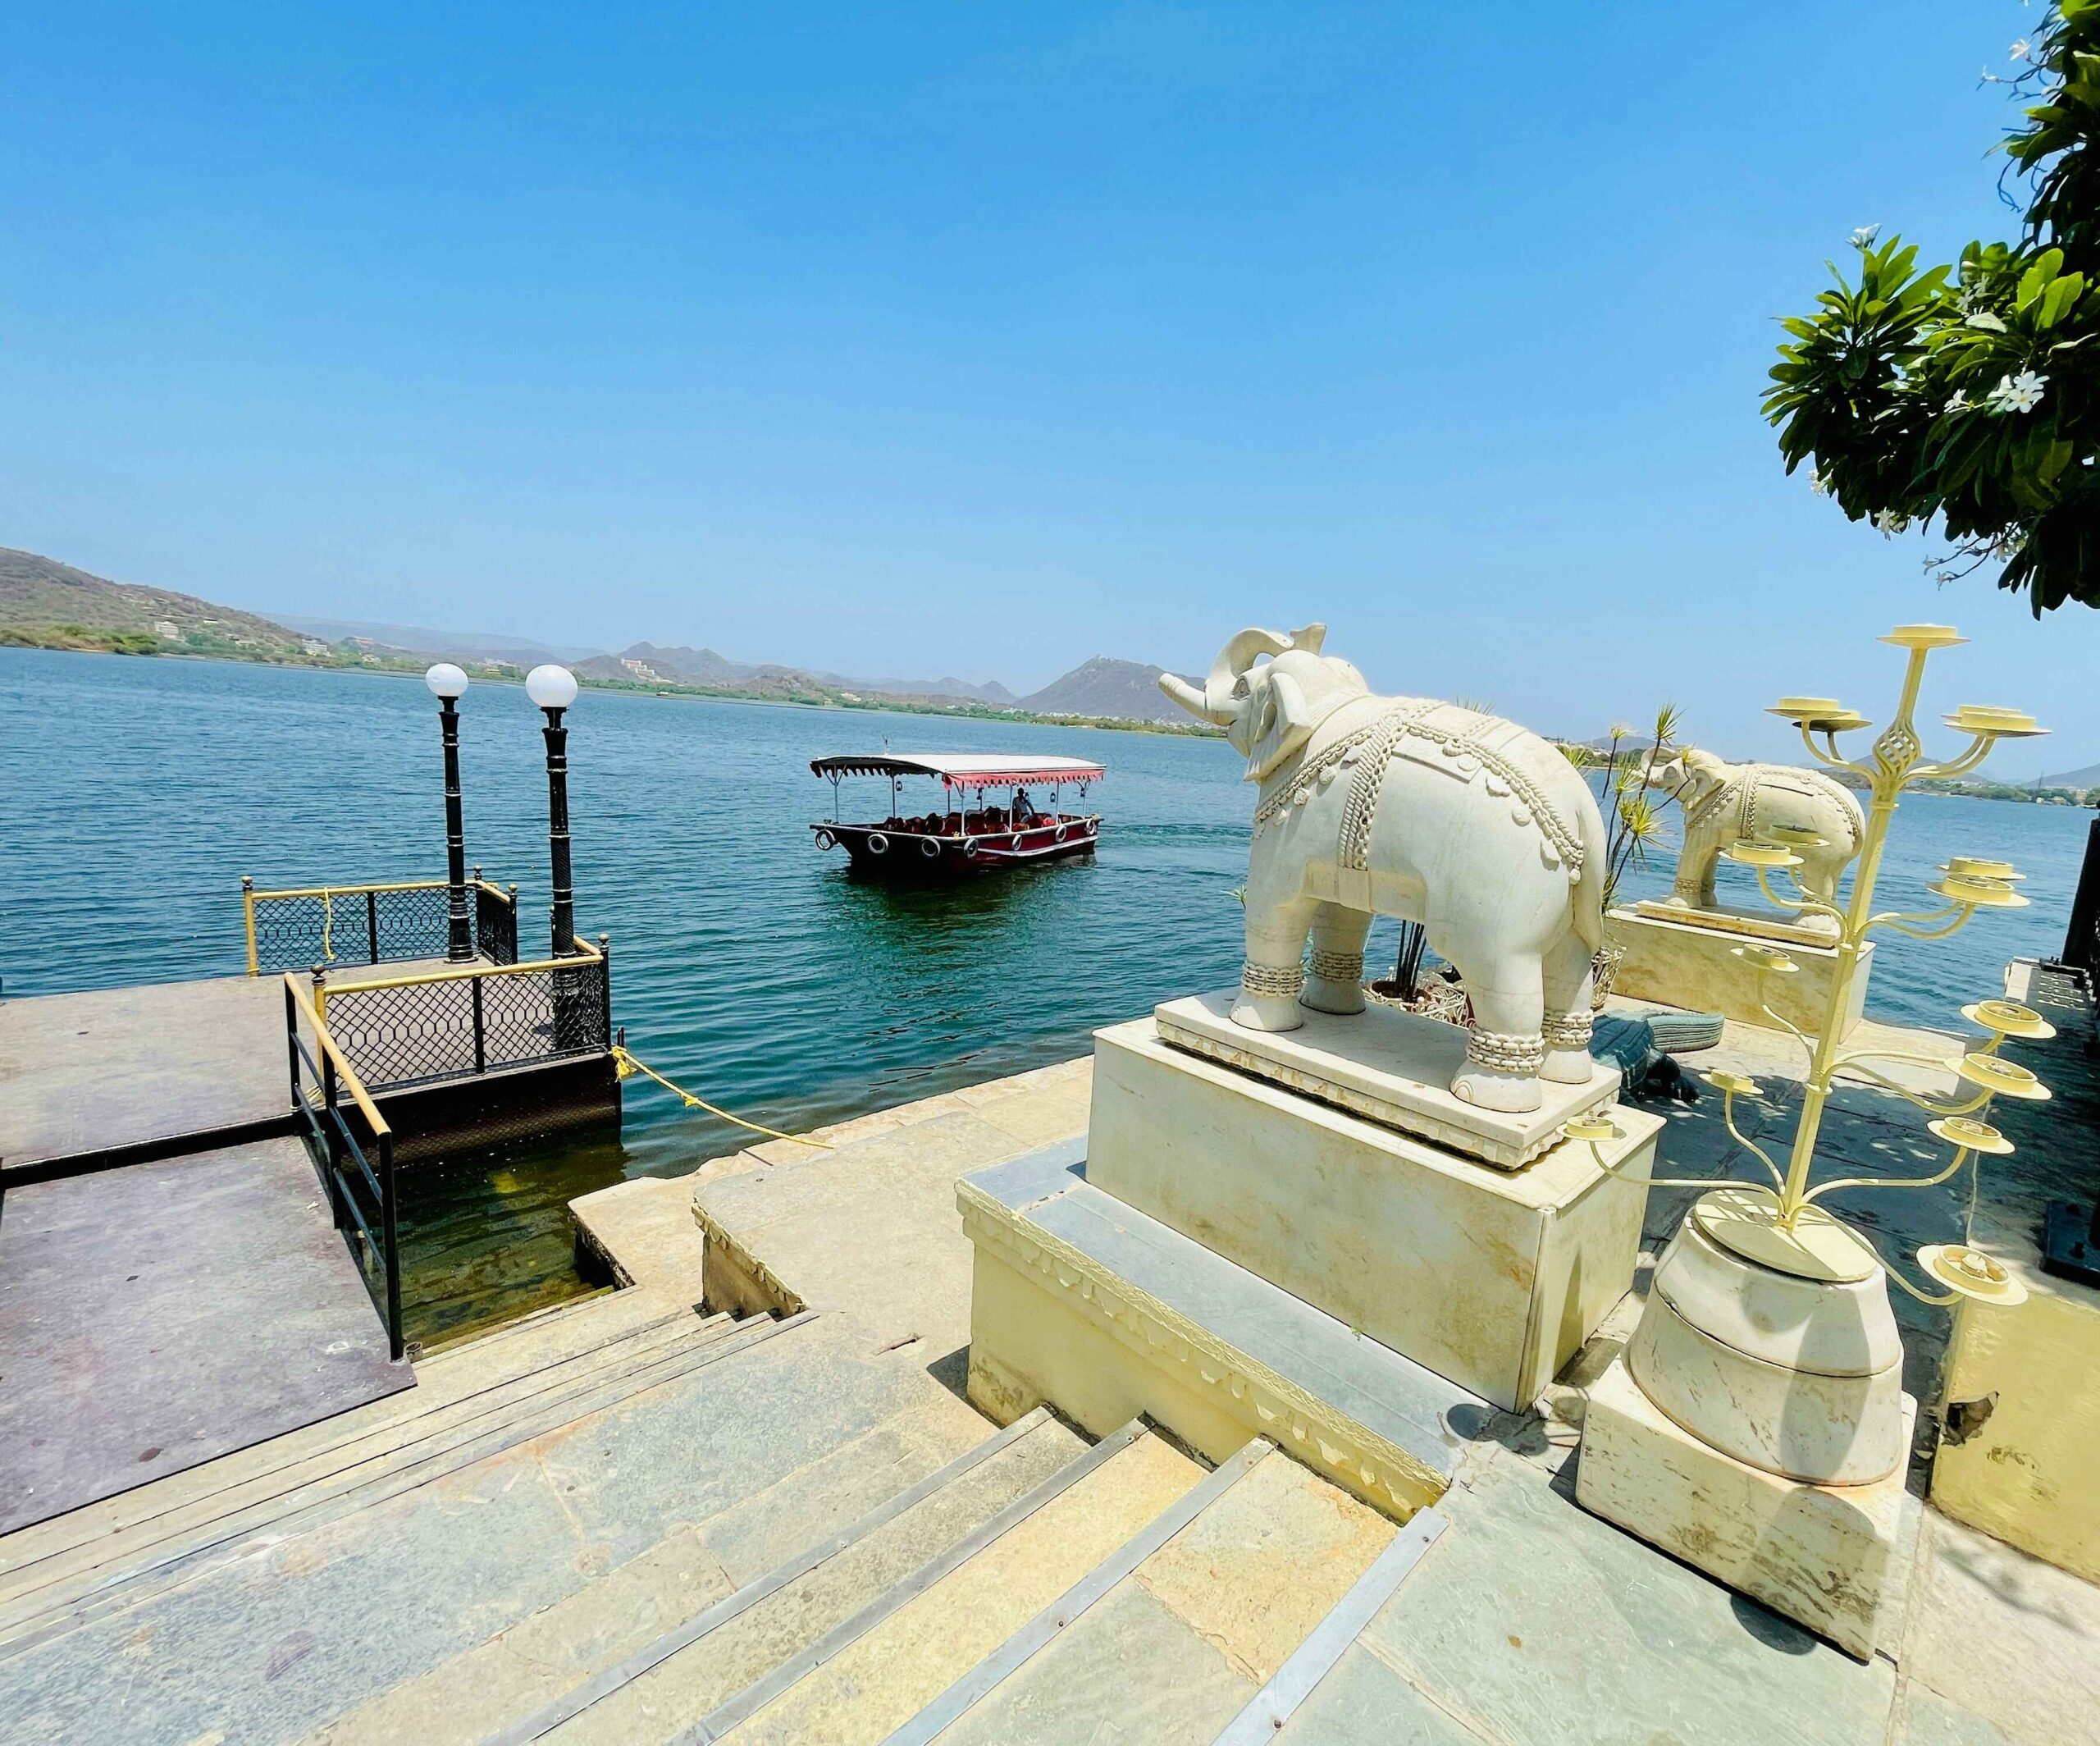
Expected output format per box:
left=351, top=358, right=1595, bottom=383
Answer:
left=1577, top=1355, right=1913, bottom=1661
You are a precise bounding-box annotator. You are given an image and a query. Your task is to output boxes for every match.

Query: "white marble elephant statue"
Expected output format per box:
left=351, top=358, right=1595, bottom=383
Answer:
left=1160, top=624, right=1609, bottom=1113
left=1642, top=747, right=1865, bottom=910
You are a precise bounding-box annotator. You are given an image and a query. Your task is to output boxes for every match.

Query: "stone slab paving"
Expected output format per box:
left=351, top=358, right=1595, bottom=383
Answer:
left=0, top=1137, right=410, bottom=1533
left=684, top=1032, right=2100, bottom=1746
left=692, top=1058, right=1094, bottom=1357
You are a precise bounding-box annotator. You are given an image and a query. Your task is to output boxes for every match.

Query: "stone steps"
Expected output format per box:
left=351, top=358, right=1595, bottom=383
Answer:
left=0, top=1307, right=798, bottom=1656
left=265, top=1405, right=1434, bottom=1746
left=0, top=1280, right=690, bottom=1584
left=320, top=1406, right=1094, bottom=1746
left=0, top=1305, right=1013, bottom=1746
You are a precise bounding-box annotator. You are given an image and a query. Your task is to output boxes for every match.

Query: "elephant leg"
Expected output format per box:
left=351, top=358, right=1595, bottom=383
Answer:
left=1539, top=930, right=1596, bottom=1085
left=1234, top=895, right=1317, bottom=1033
left=1445, top=948, right=1545, bottom=1113
left=1302, top=903, right=1371, bottom=1017
left=1800, top=855, right=1839, bottom=909
left=1673, top=835, right=1717, bottom=908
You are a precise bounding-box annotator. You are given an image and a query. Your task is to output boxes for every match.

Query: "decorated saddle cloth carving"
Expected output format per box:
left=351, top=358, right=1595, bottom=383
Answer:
left=1256, top=699, right=1586, bottom=877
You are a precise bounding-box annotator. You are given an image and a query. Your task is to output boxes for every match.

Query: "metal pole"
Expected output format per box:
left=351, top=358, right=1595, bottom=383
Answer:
left=380, top=1129, right=403, bottom=1361
left=541, top=705, right=575, bottom=958
left=2060, top=817, right=2100, bottom=975
left=441, top=696, right=472, bottom=962
left=244, top=875, right=259, bottom=976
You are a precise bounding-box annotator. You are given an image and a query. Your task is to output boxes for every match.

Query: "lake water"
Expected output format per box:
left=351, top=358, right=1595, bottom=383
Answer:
left=6, top=647, right=2091, bottom=1343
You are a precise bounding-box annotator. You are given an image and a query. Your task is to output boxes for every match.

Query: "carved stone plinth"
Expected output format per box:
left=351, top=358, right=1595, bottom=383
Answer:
left=1087, top=1017, right=1659, bottom=1411
left=1155, top=990, right=1619, bottom=1171
left=1605, top=906, right=1874, bottom=1038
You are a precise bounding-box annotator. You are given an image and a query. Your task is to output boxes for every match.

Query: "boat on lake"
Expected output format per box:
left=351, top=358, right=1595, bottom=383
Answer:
left=809, top=752, right=1104, bottom=880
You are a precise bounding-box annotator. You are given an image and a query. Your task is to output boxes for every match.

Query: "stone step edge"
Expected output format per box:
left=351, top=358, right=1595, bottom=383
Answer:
left=0, top=1305, right=718, bottom=1592
left=957, top=1177, right=1450, bottom=1520
left=880, top=1435, right=1278, bottom=1746
left=0, top=1311, right=819, bottom=1663
left=682, top=1417, right=1159, bottom=1744
left=1210, top=1504, right=1449, bottom=1744
left=476, top=1405, right=1065, bottom=1746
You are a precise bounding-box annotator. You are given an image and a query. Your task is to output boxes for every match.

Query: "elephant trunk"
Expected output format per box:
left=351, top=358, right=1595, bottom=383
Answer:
left=1158, top=672, right=1234, bottom=726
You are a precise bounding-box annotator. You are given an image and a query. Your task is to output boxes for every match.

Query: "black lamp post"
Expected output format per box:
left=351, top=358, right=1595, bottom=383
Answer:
left=424, top=663, right=474, bottom=962
left=525, top=664, right=582, bottom=959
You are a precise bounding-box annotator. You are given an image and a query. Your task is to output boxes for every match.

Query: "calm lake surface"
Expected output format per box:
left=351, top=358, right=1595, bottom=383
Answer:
left=6, top=647, right=2091, bottom=1343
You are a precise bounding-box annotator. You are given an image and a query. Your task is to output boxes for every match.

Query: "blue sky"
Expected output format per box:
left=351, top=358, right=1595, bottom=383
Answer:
left=5, top=2, right=2097, bottom=766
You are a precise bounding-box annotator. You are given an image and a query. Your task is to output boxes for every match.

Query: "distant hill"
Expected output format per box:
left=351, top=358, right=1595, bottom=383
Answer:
left=0, top=547, right=311, bottom=657
left=271, top=615, right=604, bottom=667
left=577, top=642, right=1018, bottom=706
left=1020, top=656, right=1194, bottom=724
left=0, top=544, right=1212, bottom=734
left=2038, top=761, right=2100, bottom=790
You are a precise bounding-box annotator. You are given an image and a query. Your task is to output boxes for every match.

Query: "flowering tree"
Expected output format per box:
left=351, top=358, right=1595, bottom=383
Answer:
left=1765, top=2, right=2100, bottom=612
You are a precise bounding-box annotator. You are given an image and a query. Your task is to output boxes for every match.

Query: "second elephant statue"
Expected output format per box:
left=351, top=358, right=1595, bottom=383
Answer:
left=1160, top=624, right=1609, bottom=1113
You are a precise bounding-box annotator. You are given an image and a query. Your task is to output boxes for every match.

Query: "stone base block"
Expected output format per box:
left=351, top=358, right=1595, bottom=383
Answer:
left=1605, top=907, right=1873, bottom=1037
left=1087, top=1019, right=1661, bottom=1411
left=1577, top=1355, right=1913, bottom=1661
left=1155, top=990, right=1620, bottom=1169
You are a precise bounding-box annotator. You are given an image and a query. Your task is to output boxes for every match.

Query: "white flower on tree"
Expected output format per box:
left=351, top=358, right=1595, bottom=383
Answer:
left=2011, top=38, right=2034, bottom=62
left=1874, top=509, right=1911, bottom=535
left=1944, top=391, right=1971, bottom=414
left=1989, top=370, right=2048, bottom=414
left=1807, top=464, right=1829, bottom=496
left=1850, top=223, right=1881, bottom=248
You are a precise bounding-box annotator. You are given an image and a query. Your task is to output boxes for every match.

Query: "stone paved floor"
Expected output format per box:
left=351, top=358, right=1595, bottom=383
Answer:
left=665, top=990, right=2100, bottom=1745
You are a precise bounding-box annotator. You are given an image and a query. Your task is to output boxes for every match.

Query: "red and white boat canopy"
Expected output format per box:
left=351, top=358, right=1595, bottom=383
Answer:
left=810, top=753, right=1105, bottom=791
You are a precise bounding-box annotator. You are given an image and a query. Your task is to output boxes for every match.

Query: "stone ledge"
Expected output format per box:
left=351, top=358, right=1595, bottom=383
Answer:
left=958, top=1146, right=1480, bottom=1520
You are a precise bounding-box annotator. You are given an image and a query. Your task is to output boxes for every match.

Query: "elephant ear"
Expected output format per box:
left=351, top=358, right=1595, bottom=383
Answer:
left=1244, top=669, right=1319, bottom=782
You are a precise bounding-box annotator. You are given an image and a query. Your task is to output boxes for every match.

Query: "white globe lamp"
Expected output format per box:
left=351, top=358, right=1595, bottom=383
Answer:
left=423, top=661, right=469, bottom=700
left=525, top=665, right=579, bottom=711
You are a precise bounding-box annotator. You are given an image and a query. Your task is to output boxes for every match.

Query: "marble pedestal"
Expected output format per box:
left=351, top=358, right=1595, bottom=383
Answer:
left=1088, top=1017, right=1661, bottom=1411
left=1605, top=906, right=1874, bottom=1038
left=1577, top=1356, right=1914, bottom=1661
left=1156, top=990, right=1620, bottom=1170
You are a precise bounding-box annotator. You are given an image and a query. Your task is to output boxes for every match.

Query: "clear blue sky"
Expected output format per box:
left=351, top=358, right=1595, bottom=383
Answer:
left=5, top=2, right=2097, bottom=768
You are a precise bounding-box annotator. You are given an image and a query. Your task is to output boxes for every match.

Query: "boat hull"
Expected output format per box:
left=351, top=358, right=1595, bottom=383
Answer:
left=812, top=816, right=1100, bottom=880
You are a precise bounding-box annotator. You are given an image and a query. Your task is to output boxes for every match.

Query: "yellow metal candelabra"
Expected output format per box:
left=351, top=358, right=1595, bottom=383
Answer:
left=1576, top=624, right=2053, bottom=1308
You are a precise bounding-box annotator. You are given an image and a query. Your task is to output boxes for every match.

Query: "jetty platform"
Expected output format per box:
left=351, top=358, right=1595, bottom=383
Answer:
left=0, top=987, right=2093, bottom=1743
left=0, top=892, right=621, bottom=1538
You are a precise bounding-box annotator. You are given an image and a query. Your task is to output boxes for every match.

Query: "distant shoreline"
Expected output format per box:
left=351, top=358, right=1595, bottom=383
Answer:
left=0, top=635, right=1226, bottom=740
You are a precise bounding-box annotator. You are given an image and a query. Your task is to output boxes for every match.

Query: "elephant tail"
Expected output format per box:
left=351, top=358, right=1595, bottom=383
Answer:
left=1571, top=785, right=1609, bottom=953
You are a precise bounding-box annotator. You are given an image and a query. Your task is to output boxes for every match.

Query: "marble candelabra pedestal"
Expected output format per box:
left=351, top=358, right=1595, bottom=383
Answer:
left=1577, top=1358, right=1914, bottom=1661
left=1086, top=999, right=1660, bottom=1411
left=1605, top=903, right=1874, bottom=1038
left=1576, top=1190, right=1913, bottom=1660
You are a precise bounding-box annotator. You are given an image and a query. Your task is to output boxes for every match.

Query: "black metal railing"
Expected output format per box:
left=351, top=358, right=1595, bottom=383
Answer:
left=246, top=873, right=522, bottom=975
left=284, top=975, right=403, bottom=1360
left=477, top=877, right=520, bottom=965
left=313, top=935, right=613, bottom=1093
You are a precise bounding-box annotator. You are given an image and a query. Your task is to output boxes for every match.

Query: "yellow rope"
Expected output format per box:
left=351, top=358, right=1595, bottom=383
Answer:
left=612, top=1045, right=833, bottom=1149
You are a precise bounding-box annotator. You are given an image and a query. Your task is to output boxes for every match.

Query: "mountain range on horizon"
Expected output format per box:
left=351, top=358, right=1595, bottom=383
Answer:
left=8, top=545, right=2100, bottom=775
left=0, top=545, right=1194, bottom=724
